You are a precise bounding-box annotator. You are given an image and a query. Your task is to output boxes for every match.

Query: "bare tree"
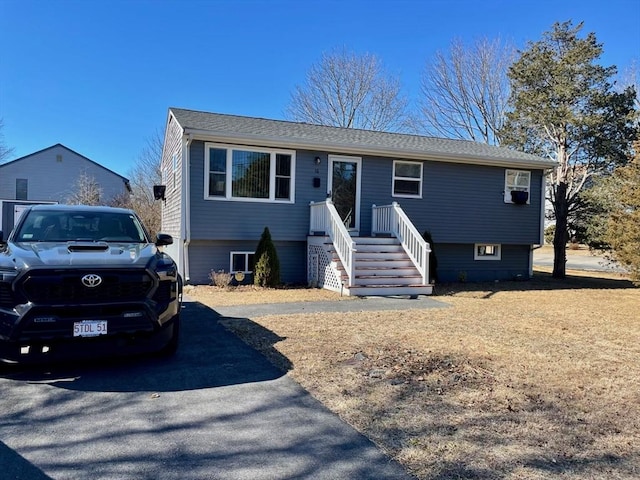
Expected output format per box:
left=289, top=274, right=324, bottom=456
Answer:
left=62, top=132, right=162, bottom=236
left=287, top=48, right=408, bottom=132
left=125, top=129, right=163, bottom=238
left=67, top=171, right=103, bottom=205
left=0, top=118, right=15, bottom=163
left=417, top=37, right=515, bottom=145
left=619, top=59, right=640, bottom=109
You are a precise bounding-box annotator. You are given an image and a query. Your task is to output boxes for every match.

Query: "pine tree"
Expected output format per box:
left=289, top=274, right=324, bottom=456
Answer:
left=254, top=227, right=281, bottom=287
left=501, top=21, right=637, bottom=278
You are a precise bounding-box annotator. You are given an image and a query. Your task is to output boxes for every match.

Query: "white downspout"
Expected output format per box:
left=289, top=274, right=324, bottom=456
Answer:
left=531, top=172, right=548, bottom=278
left=539, top=172, right=547, bottom=246
left=182, top=133, right=192, bottom=282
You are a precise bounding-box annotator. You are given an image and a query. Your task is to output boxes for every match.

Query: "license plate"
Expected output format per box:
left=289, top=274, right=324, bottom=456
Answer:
left=73, top=320, right=108, bottom=337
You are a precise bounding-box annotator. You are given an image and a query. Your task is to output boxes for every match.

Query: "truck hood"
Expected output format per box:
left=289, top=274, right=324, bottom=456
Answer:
left=6, top=241, right=157, bottom=269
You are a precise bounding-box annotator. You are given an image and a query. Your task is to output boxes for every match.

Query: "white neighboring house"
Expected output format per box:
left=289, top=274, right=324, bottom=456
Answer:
left=0, top=144, right=130, bottom=236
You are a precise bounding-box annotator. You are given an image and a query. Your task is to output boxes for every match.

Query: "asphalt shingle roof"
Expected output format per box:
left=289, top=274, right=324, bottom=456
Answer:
left=169, top=108, right=556, bottom=169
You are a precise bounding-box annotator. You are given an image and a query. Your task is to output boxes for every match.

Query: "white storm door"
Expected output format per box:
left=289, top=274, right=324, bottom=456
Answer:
left=328, top=155, right=362, bottom=233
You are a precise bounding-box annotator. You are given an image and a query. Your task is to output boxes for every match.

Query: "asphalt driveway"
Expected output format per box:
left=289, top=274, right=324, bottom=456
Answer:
left=0, top=300, right=418, bottom=480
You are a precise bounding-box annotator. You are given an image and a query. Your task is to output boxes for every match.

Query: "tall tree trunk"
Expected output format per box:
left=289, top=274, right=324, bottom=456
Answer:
left=553, top=183, right=569, bottom=278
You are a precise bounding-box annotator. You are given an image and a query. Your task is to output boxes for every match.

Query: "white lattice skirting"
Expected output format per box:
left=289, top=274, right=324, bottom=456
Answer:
left=307, top=242, right=342, bottom=293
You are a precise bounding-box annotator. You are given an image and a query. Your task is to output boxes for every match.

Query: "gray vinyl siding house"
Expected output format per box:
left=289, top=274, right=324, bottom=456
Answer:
left=161, top=108, right=556, bottom=293
left=0, top=144, right=130, bottom=236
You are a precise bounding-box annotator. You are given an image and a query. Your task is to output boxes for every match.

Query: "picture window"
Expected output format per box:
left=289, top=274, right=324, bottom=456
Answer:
left=205, top=143, right=295, bottom=203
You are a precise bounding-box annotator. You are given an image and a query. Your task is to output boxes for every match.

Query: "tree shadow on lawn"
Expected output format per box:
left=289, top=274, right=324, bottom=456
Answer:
left=2, top=301, right=292, bottom=392
left=434, top=270, right=636, bottom=297
left=342, top=354, right=639, bottom=480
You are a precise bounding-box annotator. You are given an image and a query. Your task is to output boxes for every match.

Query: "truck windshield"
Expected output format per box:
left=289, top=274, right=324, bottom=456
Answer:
left=14, top=211, right=148, bottom=243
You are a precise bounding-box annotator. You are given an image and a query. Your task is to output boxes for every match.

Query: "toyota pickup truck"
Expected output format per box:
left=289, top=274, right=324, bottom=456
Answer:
left=0, top=204, right=182, bottom=365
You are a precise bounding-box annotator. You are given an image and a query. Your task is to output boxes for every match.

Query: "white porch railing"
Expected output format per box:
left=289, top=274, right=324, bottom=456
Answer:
left=372, top=202, right=430, bottom=285
left=310, top=200, right=356, bottom=287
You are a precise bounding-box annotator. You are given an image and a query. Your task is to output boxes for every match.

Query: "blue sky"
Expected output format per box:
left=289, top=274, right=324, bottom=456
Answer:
left=1, top=0, right=639, bottom=176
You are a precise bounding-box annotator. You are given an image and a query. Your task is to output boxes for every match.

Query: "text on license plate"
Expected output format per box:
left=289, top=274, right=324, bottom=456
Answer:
left=73, top=320, right=108, bottom=337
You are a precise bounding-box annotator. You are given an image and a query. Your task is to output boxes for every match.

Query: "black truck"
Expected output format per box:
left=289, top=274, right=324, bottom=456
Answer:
left=0, top=204, right=182, bottom=364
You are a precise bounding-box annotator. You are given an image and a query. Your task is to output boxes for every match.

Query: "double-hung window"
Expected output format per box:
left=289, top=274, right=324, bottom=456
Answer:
left=393, top=161, right=422, bottom=198
left=504, top=169, right=531, bottom=203
left=205, top=143, right=295, bottom=202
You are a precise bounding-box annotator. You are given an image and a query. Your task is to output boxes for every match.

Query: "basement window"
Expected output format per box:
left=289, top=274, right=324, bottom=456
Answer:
left=230, top=251, right=255, bottom=273
left=474, top=244, right=501, bottom=261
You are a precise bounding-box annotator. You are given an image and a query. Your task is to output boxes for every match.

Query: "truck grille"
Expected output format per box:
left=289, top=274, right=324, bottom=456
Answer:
left=20, top=269, right=154, bottom=304
left=153, top=280, right=173, bottom=303
left=0, top=283, right=14, bottom=308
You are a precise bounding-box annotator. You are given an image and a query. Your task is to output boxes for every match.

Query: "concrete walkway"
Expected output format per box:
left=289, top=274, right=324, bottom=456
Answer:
left=210, top=294, right=450, bottom=319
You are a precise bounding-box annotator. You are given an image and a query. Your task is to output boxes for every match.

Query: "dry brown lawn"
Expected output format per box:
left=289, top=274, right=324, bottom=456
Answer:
left=188, top=268, right=640, bottom=480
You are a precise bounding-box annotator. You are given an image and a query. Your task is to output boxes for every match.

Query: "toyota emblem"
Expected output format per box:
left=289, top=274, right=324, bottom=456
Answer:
left=81, top=274, right=103, bottom=288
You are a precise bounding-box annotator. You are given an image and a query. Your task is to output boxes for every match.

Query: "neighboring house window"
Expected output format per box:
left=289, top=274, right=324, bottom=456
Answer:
left=474, top=244, right=501, bottom=260
left=230, top=251, right=255, bottom=273
left=16, top=179, right=28, bottom=200
left=205, top=143, right=295, bottom=202
left=504, top=169, right=531, bottom=203
left=393, top=161, right=422, bottom=198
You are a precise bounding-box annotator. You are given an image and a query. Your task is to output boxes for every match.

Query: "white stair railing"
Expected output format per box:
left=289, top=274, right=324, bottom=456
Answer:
left=372, top=202, right=430, bottom=285
left=310, top=200, right=356, bottom=287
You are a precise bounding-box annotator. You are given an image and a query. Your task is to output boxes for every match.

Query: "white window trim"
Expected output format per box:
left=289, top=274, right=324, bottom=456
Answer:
left=230, top=251, right=255, bottom=273
left=474, top=244, right=502, bottom=261
left=392, top=160, right=423, bottom=199
left=204, top=142, right=296, bottom=203
left=504, top=169, right=531, bottom=204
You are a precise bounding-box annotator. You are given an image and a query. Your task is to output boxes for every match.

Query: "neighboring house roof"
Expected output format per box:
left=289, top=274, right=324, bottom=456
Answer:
left=0, top=143, right=131, bottom=191
left=169, top=108, right=557, bottom=169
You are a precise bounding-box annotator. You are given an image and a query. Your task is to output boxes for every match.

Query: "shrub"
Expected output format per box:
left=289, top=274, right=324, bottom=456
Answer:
left=253, top=253, right=272, bottom=288
left=254, top=227, right=281, bottom=287
left=209, top=270, right=231, bottom=288
left=568, top=240, right=581, bottom=250
left=544, top=224, right=555, bottom=245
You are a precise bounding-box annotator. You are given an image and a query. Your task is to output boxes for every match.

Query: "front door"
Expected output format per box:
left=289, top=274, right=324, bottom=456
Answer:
left=328, top=155, right=361, bottom=233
